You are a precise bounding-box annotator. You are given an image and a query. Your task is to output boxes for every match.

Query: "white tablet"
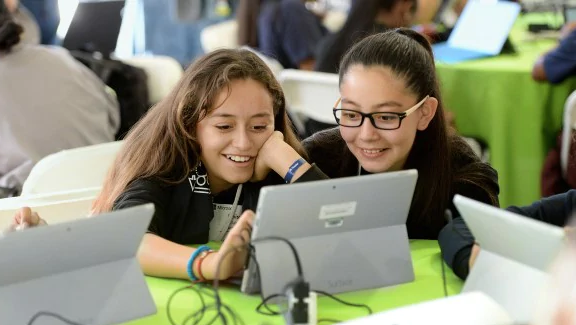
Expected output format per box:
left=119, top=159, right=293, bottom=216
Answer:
left=0, top=204, right=156, bottom=325
left=454, top=195, right=565, bottom=324
left=242, top=170, right=418, bottom=299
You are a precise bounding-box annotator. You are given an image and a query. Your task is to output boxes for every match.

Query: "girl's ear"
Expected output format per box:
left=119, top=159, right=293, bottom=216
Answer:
left=416, top=96, right=438, bottom=131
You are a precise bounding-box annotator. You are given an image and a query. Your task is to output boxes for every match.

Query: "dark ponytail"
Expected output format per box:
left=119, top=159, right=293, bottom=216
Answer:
left=392, top=27, right=435, bottom=60
left=0, top=1, right=23, bottom=53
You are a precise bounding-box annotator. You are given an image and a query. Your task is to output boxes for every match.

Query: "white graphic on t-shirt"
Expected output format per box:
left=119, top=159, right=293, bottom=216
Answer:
left=209, top=204, right=243, bottom=242
left=188, top=168, right=210, bottom=194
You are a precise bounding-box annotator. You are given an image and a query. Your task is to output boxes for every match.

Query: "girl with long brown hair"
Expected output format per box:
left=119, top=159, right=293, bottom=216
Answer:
left=10, top=48, right=328, bottom=281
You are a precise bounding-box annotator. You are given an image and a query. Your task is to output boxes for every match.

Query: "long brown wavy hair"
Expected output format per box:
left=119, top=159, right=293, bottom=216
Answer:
left=92, top=49, right=305, bottom=214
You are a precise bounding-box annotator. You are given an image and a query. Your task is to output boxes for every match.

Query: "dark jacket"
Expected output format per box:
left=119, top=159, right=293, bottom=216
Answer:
left=303, top=127, right=500, bottom=279
left=258, top=0, right=327, bottom=69
left=315, top=23, right=389, bottom=74
left=113, top=164, right=328, bottom=245
left=507, top=189, right=576, bottom=226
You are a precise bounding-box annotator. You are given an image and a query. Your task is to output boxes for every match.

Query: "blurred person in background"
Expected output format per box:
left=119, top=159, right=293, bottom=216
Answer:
left=4, top=0, right=39, bottom=44
left=413, top=0, right=441, bottom=25
left=237, top=0, right=328, bottom=70
left=535, top=22, right=576, bottom=197
left=20, top=0, right=59, bottom=44
left=532, top=22, right=576, bottom=84
left=0, top=1, right=120, bottom=196
left=315, top=0, right=417, bottom=74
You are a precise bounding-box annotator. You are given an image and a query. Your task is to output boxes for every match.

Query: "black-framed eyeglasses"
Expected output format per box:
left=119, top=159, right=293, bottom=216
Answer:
left=333, top=95, right=430, bottom=130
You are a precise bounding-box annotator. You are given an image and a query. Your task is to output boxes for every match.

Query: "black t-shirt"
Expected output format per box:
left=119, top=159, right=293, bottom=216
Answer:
left=314, top=23, right=389, bottom=74
left=112, top=165, right=328, bottom=245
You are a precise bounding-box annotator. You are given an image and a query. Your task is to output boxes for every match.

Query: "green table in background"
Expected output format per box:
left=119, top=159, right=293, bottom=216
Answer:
left=125, top=240, right=462, bottom=325
left=437, top=13, right=576, bottom=208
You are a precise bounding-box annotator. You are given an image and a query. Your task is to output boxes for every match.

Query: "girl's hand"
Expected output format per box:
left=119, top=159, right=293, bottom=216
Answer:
left=2, top=207, right=47, bottom=235
left=205, top=210, right=255, bottom=280
left=251, top=131, right=285, bottom=182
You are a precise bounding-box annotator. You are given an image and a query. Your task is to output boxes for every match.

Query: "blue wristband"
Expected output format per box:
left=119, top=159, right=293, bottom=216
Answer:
left=187, top=245, right=211, bottom=281
left=284, top=158, right=306, bottom=183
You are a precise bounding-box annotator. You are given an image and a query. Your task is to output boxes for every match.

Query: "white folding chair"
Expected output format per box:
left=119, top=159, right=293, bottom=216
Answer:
left=21, top=141, right=124, bottom=196
left=278, top=69, right=340, bottom=135
left=121, top=56, right=184, bottom=104
left=322, top=10, right=347, bottom=32
left=200, top=20, right=239, bottom=53
left=0, top=195, right=97, bottom=230
left=240, top=46, right=284, bottom=77
left=560, top=90, right=576, bottom=179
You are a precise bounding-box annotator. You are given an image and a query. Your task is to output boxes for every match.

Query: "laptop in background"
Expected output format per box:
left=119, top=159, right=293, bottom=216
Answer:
left=241, top=170, right=418, bottom=298
left=62, top=0, right=125, bottom=57
left=0, top=204, right=156, bottom=325
left=432, top=1, right=521, bottom=64
left=565, top=6, right=576, bottom=24
left=454, top=195, right=565, bottom=324
left=433, top=0, right=460, bottom=26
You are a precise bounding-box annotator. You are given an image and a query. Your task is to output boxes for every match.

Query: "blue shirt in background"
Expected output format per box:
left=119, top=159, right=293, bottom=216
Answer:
left=258, top=0, right=328, bottom=69
left=543, top=29, right=576, bottom=84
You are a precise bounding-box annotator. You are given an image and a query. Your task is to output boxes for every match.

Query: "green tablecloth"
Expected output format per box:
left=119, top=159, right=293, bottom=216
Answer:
left=125, top=240, right=462, bottom=325
left=437, top=13, right=576, bottom=208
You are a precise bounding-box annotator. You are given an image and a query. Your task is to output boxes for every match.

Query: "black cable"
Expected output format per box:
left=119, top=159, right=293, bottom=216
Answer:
left=185, top=303, right=218, bottom=325
left=164, top=247, right=245, bottom=325
left=249, top=235, right=373, bottom=321
left=195, top=283, right=216, bottom=298
left=313, top=290, right=373, bottom=316
left=245, top=236, right=308, bottom=318
left=234, top=228, right=283, bottom=317
left=440, top=255, right=449, bottom=298
left=212, top=225, right=256, bottom=310
left=213, top=234, right=302, bottom=319
left=221, top=304, right=245, bottom=325
left=255, top=294, right=284, bottom=316
left=197, top=229, right=374, bottom=324
left=211, top=240, right=252, bottom=325
left=247, top=245, right=285, bottom=316
left=317, top=319, right=343, bottom=324
left=212, top=232, right=300, bottom=319
left=176, top=227, right=255, bottom=325
left=167, top=285, right=204, bottom=325
left=213, top=244, right=246, bottom=307
left=179, top=286, right=209, bottom=325
left=27, top=311, right=84, bottom=325
left=251, top=236, right=304, bottom=277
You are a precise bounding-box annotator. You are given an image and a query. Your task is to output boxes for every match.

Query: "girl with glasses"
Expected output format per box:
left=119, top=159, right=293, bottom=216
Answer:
left=307, top=28, right=499, bottom=280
